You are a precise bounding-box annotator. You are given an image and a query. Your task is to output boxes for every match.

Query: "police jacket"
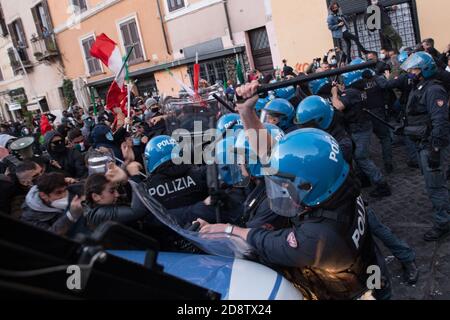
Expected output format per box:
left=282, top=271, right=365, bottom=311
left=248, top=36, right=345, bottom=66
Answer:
left=327, top=112, right=353, bottom=164
left=405, top=78, right=449, bottom=149
left=244, top=179, right=289, bottom=230
left=340, top=86, right=372, bottom=133
left=143, top=163, right=209, bottom=210
left=375, top=73, right=413, bottom=106
left=247, top=194, right=380, bottom=300
left=364, top=77, right=388, bottom=111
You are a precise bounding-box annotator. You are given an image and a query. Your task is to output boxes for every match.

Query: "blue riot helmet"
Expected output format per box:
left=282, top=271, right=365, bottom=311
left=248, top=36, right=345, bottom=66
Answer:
left=295, top=96, right=335, bottom=130
left=216, top=113, right=244, bottom=133
left=215, top=135, right=245, bottom=187
left=255, top=97, right=270, bottom=117
left=260, top=99, right=295, bottom=131
left=308, top=78, right=330, bottom=95
left=235, top=123, right=285, bottom=178
left=401, top=51, right=437, bottom=79
left=144, top=135, right=180, bottom=174
left=274, top=86, right=296, bottom=100
left=265, top=128, right=349, bottom=217
left=397, top=51, right=409, bottom=65
left=341, top=58, right=366, bottom=87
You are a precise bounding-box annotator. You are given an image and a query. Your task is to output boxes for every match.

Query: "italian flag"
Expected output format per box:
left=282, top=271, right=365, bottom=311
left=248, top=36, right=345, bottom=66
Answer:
left=90, top=33, right=128, bottom=115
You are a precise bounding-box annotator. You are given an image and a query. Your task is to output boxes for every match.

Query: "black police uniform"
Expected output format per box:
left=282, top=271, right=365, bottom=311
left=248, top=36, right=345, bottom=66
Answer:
left=339, top=86, right=372, bottom=134
left=326, top=111, right=353, bottom=164
left=141, top=163, right=209, bottom=210
left=404, top=78, right=450, bottom=232
left=247, top=180, right=390, bottom=300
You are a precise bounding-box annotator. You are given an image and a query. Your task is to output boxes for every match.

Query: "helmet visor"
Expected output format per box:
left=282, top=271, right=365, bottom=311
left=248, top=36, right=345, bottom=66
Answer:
left=265, top=175, right=304, bottom=217
left=260, top=110, right=281, bottom=126
left=218, top=164, right=244, bottom=187
left=401, top=54, right=426, bottom=72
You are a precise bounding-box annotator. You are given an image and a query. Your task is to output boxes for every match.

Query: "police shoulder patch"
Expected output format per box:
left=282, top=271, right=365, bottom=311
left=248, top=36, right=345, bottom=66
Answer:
left=436, top=100, right=445, bottom=108
left=286, top=231, right=298, bottom=249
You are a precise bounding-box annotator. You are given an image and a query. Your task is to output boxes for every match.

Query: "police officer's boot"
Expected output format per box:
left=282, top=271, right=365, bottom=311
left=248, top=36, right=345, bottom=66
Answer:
left=423, top=225, right=450, bottom=242
left=369, top=182, right=392, bottom=199
left=401, top=261, right=419, bottom=285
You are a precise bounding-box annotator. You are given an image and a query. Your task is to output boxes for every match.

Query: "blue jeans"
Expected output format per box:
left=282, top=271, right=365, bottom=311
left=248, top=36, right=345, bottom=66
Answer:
left=371, top=118, right=393, bottom=166
left=418, top=147, right=450, bottom=228
left=368, top=209, right=415, bottom=263
left=405, top=136, right=419, bottom=165
left=352, top=130, right=385, bottom=185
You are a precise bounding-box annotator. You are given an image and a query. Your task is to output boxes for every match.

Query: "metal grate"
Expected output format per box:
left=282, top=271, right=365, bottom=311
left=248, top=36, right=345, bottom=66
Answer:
left=346, top=2, right=417, bottom=57
left=249, top=27, right=270, bottom=51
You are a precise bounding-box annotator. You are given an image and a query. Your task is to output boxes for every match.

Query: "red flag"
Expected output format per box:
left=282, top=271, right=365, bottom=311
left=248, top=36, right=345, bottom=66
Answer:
left=194, top=63, right=200, bottom=95
left=40, top=114, right=52, bottom=137
left=90, top=33, right=128, bottom=116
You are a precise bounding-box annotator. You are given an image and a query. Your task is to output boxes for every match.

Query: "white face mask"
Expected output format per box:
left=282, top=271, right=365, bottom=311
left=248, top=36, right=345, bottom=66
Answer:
left=51, top=196, right=69, bottom=210
left=371, top=0, right=379, bottom=5
left=379, top=53, right=386, bottom=60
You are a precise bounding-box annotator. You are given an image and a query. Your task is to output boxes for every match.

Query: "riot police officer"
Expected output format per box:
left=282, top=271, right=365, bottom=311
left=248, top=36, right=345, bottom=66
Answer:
left=197, top=127, right=391, bottom=300
left=260, top=98, right=296, bottom=132
left=132, top=135, right=209, bottom=210
left=296, top=95, right=353, bottom=163
left=331, top=59, right=391, bottom=198
left=401, top=52, right=450, bottom=241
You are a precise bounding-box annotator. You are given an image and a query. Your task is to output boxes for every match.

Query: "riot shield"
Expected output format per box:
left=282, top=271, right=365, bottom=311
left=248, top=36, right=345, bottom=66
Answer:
left=130, top=181, right=254, bottom=259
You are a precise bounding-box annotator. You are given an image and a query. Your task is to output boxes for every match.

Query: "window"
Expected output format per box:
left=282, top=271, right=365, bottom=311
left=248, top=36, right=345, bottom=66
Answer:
left=31, top=1, right=53, bottom=37
left=167, top=0, right=185, bottom=12
left=71, top=0, right=88, bottom=13
left=119, top=18, right=144, bottom=64
left=81, top=36, right=102, bottom=75
left=188, top=58, right=229, bottom=86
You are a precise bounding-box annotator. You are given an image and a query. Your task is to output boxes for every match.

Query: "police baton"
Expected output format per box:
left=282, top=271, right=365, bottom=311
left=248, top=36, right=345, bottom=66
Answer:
left=254, top=61, right=377, bottom=95
left=212, top=93, right=237, bottom=114
left=362, top=109, right=396, bottom=131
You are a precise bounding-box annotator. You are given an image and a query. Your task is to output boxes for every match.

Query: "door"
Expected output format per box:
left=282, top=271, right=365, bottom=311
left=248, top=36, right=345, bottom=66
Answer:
left=248, top=27, right=273, bottom=75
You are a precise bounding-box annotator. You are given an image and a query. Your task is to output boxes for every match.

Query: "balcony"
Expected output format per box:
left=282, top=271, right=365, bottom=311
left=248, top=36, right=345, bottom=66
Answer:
left=7, top=47, right=33, bottom=75
left=31, top=33, right=59, bottom=62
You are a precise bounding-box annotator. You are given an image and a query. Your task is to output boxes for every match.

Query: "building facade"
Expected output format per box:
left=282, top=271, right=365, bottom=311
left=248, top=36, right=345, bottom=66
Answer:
left=270, top=0, right=449, bottom=74
left=0, top=0, right=65, bottom=121
left=48, top=0, right=174, bottom=100
left=154, top=0, right=281, bottom=95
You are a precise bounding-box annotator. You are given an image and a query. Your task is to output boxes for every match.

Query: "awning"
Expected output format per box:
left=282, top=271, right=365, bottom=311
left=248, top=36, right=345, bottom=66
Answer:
left=88, top=46, right=246, bottom=87
left=26, top=97, right=45, bottom=111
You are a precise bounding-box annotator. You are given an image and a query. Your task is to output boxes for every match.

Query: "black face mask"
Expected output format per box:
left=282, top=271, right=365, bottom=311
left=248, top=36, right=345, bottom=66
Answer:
left=151, top=107, right=160, bottom=113
left=51, top=140, right=66, bottom=154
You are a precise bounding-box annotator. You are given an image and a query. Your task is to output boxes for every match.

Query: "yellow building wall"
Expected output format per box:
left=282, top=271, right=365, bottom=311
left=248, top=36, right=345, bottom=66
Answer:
left=49, top=0, right=171, bottom=82
left=271, top=0, right=334, bottom=74
left=415, top=0, right=449, bottom=51
left=154, top=66, right=191, bottom=97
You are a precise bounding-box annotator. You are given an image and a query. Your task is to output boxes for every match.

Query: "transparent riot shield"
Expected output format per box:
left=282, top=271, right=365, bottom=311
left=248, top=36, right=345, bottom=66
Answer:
left=129, top=180, right=254, bottom=259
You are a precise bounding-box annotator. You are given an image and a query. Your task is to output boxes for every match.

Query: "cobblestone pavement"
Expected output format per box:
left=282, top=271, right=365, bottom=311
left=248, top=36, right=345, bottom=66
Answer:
left=364, top=136, right=450, bottom=300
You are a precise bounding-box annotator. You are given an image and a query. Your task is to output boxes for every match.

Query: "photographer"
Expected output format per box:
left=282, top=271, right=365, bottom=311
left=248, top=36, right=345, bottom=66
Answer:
left=328, top=2, right=368, bottom=63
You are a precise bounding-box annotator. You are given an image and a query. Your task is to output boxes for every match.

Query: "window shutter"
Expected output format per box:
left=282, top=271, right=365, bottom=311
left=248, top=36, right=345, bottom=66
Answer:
left=41, top=0, right=54, bottom=31
left=16, top=19, right=28, bottom=48
left=7, top=23, right=17, bottom=46
left=128, top=21, right=143, bottom=60
left=0, top=4, right=8, bottom=37
left=31, top=6, right=43, bottom=37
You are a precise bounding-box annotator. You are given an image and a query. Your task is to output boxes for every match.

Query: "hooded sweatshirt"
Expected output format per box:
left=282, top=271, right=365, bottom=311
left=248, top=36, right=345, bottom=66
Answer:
left=44, top=131, right=87, bottom=178
left=21, top=185, right=74, bottom=236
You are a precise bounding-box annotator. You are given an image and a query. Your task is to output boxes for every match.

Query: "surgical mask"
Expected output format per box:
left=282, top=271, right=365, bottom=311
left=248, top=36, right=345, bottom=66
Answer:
left=379, top=53, right=386, bottom=60
left=51, top=195, right=69, bottom=210
left=371, top=0, right=379, bottom=5
left=330, top=59, right=337, bottom=65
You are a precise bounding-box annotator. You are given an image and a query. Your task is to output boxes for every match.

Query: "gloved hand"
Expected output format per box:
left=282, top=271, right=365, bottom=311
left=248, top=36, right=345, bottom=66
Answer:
left=428, top=148, right=441, bottom=170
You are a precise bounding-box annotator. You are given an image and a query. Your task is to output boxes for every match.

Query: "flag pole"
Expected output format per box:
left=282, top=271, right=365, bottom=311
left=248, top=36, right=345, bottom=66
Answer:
left=115, top=47, right=134, bottom=82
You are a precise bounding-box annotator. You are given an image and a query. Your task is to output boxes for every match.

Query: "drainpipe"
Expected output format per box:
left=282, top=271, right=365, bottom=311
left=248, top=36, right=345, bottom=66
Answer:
left=156, top=0, right=172, bottom=55
left=223, top=0, right=234, bottom=45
